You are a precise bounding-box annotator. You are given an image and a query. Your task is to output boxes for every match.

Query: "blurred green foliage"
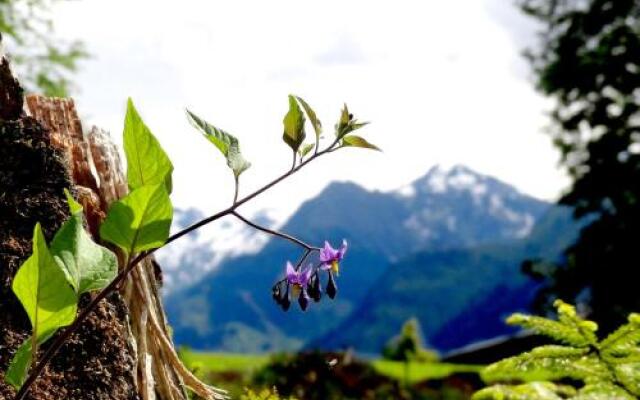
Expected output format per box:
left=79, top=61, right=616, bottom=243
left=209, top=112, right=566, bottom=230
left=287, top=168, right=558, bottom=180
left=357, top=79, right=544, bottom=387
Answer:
left=383, top=318, right=439, bottom=363
left=382, top=318, right=439, bottom=386
left=240, top=388, right=297, bottom=400
left=0, top=0, right=87, bottom=96
left=520, top=0, right=640, bottom=332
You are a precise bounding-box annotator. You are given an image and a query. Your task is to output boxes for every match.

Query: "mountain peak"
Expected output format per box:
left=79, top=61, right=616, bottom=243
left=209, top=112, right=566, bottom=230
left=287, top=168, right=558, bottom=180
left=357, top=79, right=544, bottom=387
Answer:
left=397, top=164, right=490, bottom=198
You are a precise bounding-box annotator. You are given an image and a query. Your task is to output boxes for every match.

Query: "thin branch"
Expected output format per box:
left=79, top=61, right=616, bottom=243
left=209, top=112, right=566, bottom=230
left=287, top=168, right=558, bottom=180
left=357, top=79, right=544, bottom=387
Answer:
left=231, top=211, right=319, bottom=251
left=295, top=248, right=312, bottom=268
left=15, top=136, right=343, bottom=400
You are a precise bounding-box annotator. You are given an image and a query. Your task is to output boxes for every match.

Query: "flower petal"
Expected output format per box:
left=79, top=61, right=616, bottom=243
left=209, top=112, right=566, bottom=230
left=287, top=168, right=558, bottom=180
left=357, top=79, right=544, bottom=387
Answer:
left=337, top=239, right=348, bottom=260
left=319, top=241, right=334, bottom=262
left=286, top=261, right=297, bottom=283
left=300, top=264, right=313, bottom=286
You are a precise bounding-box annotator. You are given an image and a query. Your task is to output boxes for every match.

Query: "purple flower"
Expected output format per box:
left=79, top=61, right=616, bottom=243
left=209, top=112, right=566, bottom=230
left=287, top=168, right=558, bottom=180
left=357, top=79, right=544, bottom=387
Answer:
left=285, top=262, right=313, bottom=311
left=320, top=240, right=348, bottom=275
left=286, top=262, right=312, bottom=287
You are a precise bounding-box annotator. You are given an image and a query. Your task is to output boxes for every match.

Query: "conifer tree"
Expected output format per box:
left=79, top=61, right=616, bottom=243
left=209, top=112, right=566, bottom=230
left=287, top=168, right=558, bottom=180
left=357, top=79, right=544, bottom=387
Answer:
left=520, top=0, right=640, bottom=333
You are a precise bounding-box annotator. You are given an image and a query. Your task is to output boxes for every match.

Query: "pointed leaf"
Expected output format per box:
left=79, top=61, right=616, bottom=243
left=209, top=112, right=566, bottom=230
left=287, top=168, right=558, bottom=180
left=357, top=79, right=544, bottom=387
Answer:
left=335, top=103, right=368, bottom=139
left=186, top=110, right=251, bottom=177
left=12, top=223, right=78, bottom=345
left=50, top=213, right=118, bottom=294
left=5, top=339, right=32, bottom=389
left=283, top=95, right=306, bottom=152
left=295, top=96, right=322, bottom=139
left=339, top=103, right=350, bottom=129
left=63, top=188, right=83, bottom=215
left=100, top=184, right=173, bottom=256
left=298, top=143, right=315, bottom=158
left=6, top=332, right=54, bottom=389
left=124, top=98, right=174, bottom=192
left=342, top=135, right=381, bottom=151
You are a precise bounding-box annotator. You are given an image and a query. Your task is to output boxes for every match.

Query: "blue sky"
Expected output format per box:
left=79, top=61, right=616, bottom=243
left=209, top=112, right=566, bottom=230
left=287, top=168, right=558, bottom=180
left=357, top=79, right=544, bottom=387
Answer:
left=47, top=0, right=567, bottom=221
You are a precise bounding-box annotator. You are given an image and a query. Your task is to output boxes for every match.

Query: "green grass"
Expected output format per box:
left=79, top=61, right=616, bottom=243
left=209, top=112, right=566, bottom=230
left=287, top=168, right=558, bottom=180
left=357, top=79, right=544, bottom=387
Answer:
left=180, top=350, right=482, bottom=385
left=372, top=360, right=483, bottom=383
left=180, top=350, right=270, bottom=374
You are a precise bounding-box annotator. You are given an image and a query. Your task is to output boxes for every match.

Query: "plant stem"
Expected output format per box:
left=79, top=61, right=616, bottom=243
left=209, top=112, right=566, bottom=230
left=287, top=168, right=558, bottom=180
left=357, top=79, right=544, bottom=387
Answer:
left=233, top=175, right=239, bottom=205
left=15, top=137, right=341, bottom=400
left=295, top=248, right=312, bottom=268
left=231, top=211, right=318, bottom=251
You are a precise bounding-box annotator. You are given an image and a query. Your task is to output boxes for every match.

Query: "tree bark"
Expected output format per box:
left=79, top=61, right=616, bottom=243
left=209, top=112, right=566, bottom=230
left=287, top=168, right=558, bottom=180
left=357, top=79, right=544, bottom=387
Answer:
left=0, top=54, right=224, bottom=399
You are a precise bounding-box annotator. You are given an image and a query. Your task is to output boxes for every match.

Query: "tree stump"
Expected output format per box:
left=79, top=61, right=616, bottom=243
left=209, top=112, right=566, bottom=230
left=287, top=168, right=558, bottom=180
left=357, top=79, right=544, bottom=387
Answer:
left=0, top=53, right=224, bottom=399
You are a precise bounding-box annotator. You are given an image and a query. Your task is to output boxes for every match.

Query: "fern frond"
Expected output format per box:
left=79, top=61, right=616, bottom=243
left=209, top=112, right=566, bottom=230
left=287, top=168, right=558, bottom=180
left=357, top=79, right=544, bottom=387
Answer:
left=476, top=303, right=640, bottom=399
left=602, top=348, right=640, bottom=365
left=508, top=314, right=593, bottom=347
left=599, top=314, right=640, bottom=356
left=553, top=300, right=598, bottom=346
left=572, top=382, right=636, bottom=400
left=472, top=382, right=576, bottom=400
left=611, top=362, right=640, bottom=396
left=481, top=346, right=608, bottom=383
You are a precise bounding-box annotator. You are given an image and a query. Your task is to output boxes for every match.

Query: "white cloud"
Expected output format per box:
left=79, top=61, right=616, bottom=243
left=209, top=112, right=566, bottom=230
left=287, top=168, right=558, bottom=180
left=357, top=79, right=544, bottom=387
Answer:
left=47, top=0, right=568, bottom=227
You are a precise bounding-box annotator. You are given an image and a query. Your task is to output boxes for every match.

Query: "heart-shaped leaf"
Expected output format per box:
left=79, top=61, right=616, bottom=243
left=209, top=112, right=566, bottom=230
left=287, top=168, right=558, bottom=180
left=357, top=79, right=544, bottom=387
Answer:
left=10, top=223, right=78, bottom=388
left=51, top=192, right=117, bottom=294
left=100, top=184, right=173, bottom=256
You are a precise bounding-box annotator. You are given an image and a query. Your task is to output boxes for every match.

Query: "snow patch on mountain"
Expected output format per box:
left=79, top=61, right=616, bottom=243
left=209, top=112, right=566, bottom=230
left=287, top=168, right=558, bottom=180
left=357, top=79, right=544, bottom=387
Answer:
left=394, top=164, right=541, bottom=244
left=407, top=165, right=491, bottom=205
left=156, top=207, right=284, bottom=292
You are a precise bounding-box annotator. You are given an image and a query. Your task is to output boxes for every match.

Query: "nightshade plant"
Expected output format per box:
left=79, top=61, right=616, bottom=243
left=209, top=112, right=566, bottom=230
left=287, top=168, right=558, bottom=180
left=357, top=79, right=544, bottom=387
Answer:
left=5, top=95, right=379, bottom=400
left=474, top=300, right=640, bottom=400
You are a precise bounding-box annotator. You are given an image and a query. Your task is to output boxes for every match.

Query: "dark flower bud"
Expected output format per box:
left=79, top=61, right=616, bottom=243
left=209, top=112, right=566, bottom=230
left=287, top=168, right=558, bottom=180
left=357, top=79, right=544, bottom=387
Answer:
left=272, top=282, right=282, bottom=304
left=281, top=284, right=291, bottom=311
left=298, top=288, right=310, bottom=311
left=326, top=272, right=338, bottom=299
left=308, top=274, right=322, bottom=302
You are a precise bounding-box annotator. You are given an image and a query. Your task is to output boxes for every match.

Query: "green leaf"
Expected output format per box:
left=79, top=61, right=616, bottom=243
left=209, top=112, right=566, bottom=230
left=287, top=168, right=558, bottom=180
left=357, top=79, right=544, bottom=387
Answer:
left=342, top=135, right=381, bottom=151
left=124, top=98, right=174, bottom=192
left=298, top=143, right=315, bottom=158
left=6, top=332, right=54, bottom=389
left=186, top=110, right=251, bottom=177
left=12, top=223, right=78, bottom=350
left=335, top=103, right=369, bottom=139
left=100, top=184, right=173, bottom=256
left=50, top=213, right=118, bottom=295
left=5, top=339, right=33, bottom=389
left=339, top=103, right=350, bottom=129
left=283, top=95, right=306, bottom=152
left=63, top=189, right=83, bottom=215
left=295, top=96, right=322, bottom=139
